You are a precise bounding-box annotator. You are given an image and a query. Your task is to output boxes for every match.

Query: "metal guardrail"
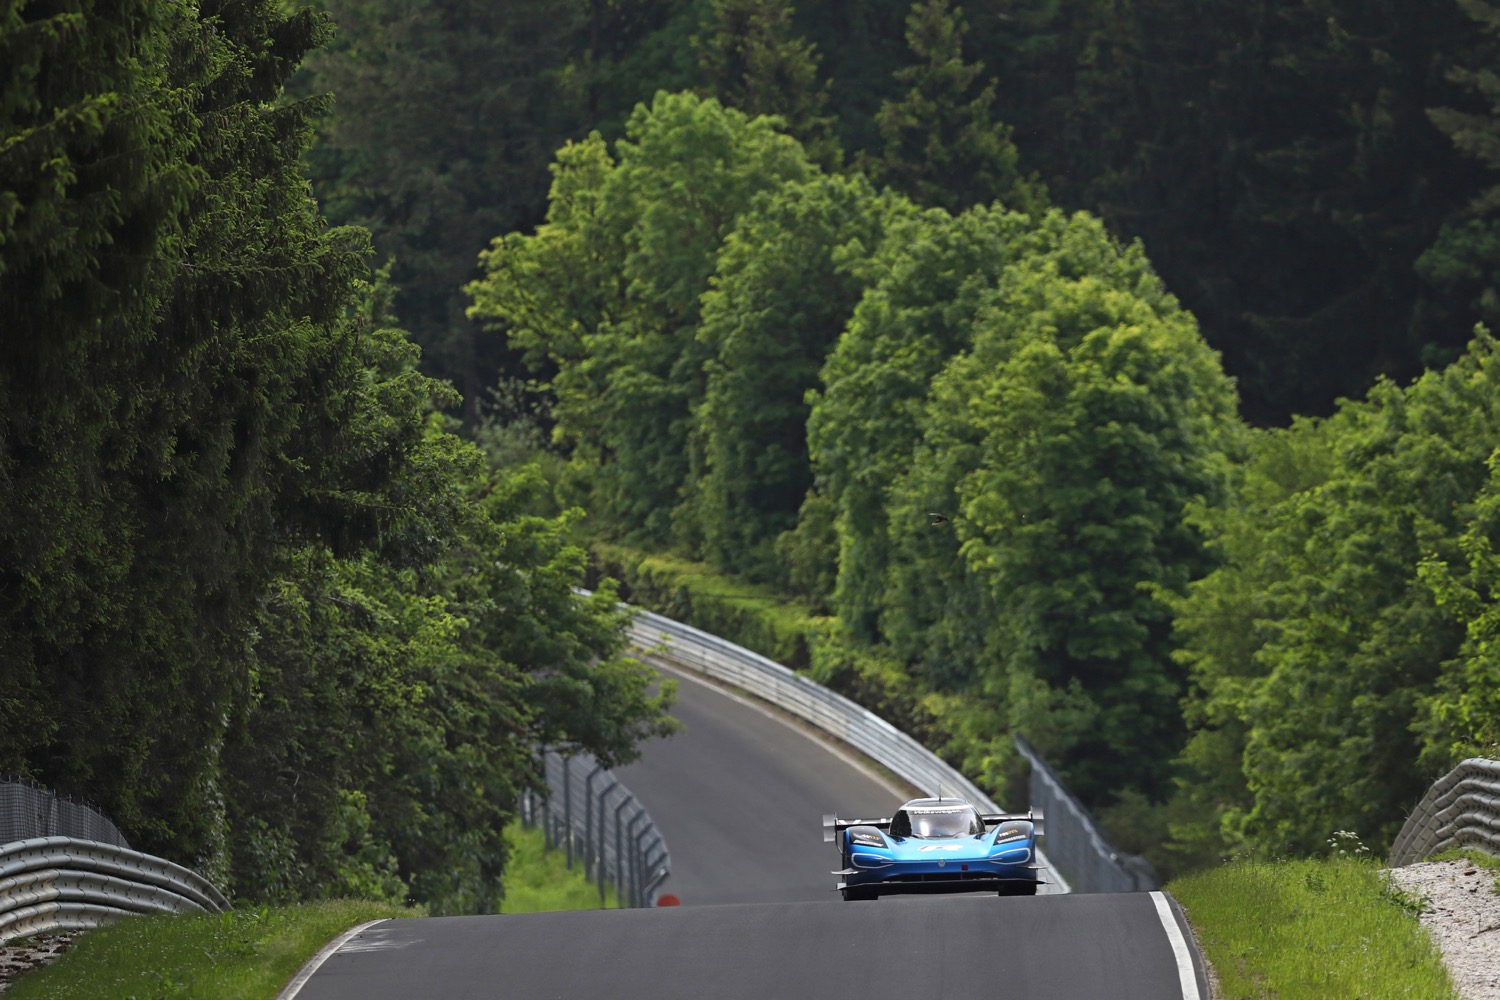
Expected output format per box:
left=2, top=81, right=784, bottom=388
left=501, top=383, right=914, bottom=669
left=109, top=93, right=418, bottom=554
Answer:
left=625, top=607, right=1074, bottom=893
left=0, top=837, right=230, bottom=944
left=1013, top=735, right=1159, bottom=892
left=1389, top=758, right=1500, bottom=866
left=0, top=778, right=129, bottom=849
left=519, top=749, right=670, bottom=907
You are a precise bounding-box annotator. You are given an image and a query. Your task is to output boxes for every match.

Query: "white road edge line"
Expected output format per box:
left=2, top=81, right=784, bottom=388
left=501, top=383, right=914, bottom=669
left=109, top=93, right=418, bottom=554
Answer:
left=276, top=918, right=389, bottom=1000
left=645, top=657, right=913, bottom=800
left=644, top=654, right=1071, bottom=894
left=1150, top=891, right=1201, bottom=1000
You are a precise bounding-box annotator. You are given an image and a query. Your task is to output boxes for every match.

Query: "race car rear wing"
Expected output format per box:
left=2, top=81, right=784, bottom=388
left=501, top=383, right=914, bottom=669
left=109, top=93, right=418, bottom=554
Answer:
left=823, top=809, right=1044, bottom=841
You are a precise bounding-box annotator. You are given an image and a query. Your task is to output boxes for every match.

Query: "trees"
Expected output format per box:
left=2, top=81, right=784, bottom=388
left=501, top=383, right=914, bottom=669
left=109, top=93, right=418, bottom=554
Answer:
left=1421, top=0, right=1500, bottom=338
left=1, top=0, right=374, bottom=863
left=296, top=0, right=589, bottom=421
left=864, top=0, right=1045, bottom=217
left=695, top=0, right=839, bottom=167
left=694, top=173, right=906, bottom=580
left=2, top=1, right=676, bottom=905
left=1419, top=447, right=1500, bottom=766
left=1026, top=0, right=1493, bottom=424
left=807, top=203, right=1037, bottom=637
left=877, top=212, right=1239, bottom=803
left=469, top=92, right=809, bottom=545
left=1170, top=334, right=1500, bottom=856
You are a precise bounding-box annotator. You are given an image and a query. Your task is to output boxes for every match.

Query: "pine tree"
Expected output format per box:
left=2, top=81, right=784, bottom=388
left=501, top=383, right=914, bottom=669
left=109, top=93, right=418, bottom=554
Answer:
left=1420, top=0, right=1500, bottom=327
left=865, top=0, right=1045, bottom=215
left=694, top=0, right=841, bottom=167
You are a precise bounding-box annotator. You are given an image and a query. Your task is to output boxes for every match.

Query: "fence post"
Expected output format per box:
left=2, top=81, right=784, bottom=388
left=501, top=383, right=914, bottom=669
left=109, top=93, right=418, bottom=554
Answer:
left=613, top=798, right=631, bottom=907
left=562, top=757, right=573, bottom=869
left=626, top=808, right=646, bottom=907
left=597, top=780, right=618, bottom=907
left=633, top=824, right=655, bottom=906
left=584, top=765, right=602, bottom=882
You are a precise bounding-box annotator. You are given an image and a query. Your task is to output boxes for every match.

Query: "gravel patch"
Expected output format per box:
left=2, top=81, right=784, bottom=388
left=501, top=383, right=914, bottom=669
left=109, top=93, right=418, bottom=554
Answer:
left=0, top=932, right=82, bottom=995
left=1386, top=860, right=1500, bottom=1000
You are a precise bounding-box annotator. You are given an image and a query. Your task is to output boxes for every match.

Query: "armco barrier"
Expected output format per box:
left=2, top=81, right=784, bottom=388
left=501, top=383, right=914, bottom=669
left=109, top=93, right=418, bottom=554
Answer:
left=0, top=837, right=229, bottom=944
left=520, top=749, right=670, bottom=907
left=1013, top=735, right=1159, bottom=892
left=1389, top=757, right=1500, bottom=866
left=624, top=607, right=1077, bottom=893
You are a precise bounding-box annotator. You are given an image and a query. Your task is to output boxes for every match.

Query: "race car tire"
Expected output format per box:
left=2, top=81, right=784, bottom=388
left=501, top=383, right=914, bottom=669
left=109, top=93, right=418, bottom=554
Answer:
left=999, top=881, right=1039, bottom=897
left=841, top=886, right=878, bottom=901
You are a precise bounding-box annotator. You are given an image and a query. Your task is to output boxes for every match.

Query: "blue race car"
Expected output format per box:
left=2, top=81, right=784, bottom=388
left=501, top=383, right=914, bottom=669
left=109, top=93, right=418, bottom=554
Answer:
left=824, top=797, right=1044, bottom=901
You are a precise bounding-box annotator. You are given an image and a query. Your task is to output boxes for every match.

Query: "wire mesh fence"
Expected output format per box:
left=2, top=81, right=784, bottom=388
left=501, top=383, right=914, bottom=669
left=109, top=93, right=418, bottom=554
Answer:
left=518, top=750, right=670, bottom=908
left=0, top=779, right=129, bottom=850
left=1012, top=736, right=1159, bottom=893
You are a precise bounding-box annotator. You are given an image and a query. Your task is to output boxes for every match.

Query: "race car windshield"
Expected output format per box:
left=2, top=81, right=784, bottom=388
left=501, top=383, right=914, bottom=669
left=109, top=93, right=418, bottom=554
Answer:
left=908, top=808, right=979, bottom=838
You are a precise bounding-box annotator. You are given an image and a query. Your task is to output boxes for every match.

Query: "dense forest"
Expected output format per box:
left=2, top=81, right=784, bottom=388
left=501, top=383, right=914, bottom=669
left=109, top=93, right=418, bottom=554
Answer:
left=0, top=0, right=674, bottom=911
left=4, top=0, right=1500, bottom=906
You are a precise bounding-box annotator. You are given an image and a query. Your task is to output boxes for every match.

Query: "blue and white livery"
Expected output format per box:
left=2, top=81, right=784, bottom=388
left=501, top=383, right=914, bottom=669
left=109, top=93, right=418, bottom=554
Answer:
left=823, top=797, right=1044, bottom=901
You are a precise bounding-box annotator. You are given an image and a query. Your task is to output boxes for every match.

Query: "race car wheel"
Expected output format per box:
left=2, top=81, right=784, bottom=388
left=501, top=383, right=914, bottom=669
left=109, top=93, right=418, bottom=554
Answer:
left=999, top=881, right=1039, bottom=897
left=841, top=886, right=878, bottom=902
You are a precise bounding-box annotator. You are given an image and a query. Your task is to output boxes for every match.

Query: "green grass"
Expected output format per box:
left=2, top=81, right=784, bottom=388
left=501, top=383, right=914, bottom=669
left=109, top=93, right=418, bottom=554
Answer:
left=1169, top=856, right=1458, bottom=999
left=499, top=819, right=620, bottom=912
left=7, top=823, right=621, bottom=997
left=6, top=899, right=415, bottom=1000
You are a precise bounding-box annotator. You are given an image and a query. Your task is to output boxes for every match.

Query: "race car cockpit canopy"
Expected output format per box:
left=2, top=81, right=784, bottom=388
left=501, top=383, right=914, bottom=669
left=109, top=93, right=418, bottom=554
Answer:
left=893, top=800, right=983, bottom=838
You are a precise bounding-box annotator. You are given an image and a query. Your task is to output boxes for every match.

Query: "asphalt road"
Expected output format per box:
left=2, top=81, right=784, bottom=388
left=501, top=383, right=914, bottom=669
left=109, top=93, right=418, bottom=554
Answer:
left=288, top=652, right=1207, bottom=1000
left=291, top=892, right=1203, bottom=1000
left=614, top=659, right=909, bottom=905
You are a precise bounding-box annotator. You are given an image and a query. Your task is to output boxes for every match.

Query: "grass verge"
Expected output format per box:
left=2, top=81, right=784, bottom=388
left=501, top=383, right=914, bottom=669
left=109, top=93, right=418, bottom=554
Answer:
left=6, top=898, right=415, bottom=1000
left=8, top=822, right=620, bottom=997
left=1168, top=856, right=1458, bottom=999
left=500, top=819, right=620, bottom=912
left=8, top=827, right=618, bottom=995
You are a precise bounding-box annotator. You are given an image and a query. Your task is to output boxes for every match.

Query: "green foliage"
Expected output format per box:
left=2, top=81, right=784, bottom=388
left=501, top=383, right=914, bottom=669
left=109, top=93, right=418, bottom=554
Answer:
left=289, top=0, right=1500, bottom=426
left=2, top=0, right=676, bottom=914
left=864, top=0, right=1046, bottom=217
left=0, top=0, right=369, bottom=865
left=695, top=172, right=908, bottom=580
left=1171, top=333, right=1500, bottom=857
left=806, top=202, right=1037, bottom=637
left=1417, top=446, right=1500, bottom=763
left=296, top=0, right=589, bottom=417
left=455, top=470, right=679, bottom=770
left=1421, top=0, right=1500, bottom=335
left=469, top=92, right=809, bottom=545
left=592, top=542, right=821, bottom=670
left=881, top=211, right=1239, bottom=803
left=565, top=1, right=704, bottom=143
left=694, top=0, right=840, bottom=167
left=225, top=332, right=675, bottom=910
left=594, top=541, right=936, bottom=745
left=773, top=489, right=839, bottom=609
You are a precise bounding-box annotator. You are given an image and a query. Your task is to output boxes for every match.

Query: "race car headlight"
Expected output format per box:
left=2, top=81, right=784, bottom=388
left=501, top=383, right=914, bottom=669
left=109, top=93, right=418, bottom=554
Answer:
left=849, top=829, right=887, bottom=848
